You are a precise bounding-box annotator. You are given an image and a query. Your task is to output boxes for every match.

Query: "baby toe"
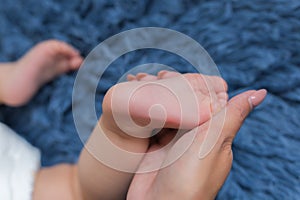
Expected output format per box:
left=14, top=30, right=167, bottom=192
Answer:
left=136, top=73, right=157, bottom=81
left=206, top=76, right=228, bottom=93
left=217, top=92, right=229, bottom=101
left=218, top=98, right=227, bottom=108
left=47, top=39, right=80, bottom=58
left=127, top=74, right=137, bottom=81
left=199, top=89, right=223, bottom=116
left=184, top=73, right=211, bottom=95
left=69, top=56, right=83, bottom=70
left=157, top=70, right=180, bottom=79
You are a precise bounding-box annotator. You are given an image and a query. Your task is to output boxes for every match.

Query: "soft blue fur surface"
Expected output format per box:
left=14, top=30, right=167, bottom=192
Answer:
left=0, top=0, right=299, bottom=199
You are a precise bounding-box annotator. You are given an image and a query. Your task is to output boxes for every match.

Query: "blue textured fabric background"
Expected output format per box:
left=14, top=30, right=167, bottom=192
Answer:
left=0, top=0, right=299, bottom=199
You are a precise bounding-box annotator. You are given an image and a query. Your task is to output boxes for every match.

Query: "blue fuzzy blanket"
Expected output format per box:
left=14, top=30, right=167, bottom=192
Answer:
left=0, top=0, right=299, bottom=199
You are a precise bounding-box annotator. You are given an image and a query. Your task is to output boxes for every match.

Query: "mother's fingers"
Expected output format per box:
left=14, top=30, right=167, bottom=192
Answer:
left=221, top=89, right=267, bottom=140
left=127, top=89, right=267, bottom=200
left=197, top=89, right=267, bottom=158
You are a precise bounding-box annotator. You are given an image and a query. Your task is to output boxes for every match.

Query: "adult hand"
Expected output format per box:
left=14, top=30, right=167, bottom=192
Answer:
left=127, top=89, right=267, bottom=200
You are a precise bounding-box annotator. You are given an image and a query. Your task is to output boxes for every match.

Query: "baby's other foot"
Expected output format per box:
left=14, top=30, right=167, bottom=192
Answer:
left=102, top=71, right=228, bottom=139
left=1, top=40, right=83, bottom=106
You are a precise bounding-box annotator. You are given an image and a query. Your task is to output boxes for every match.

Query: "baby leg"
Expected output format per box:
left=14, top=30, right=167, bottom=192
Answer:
left=0, top=40, right=83, bottom=106
left=76, top=71, right=228, bottom=200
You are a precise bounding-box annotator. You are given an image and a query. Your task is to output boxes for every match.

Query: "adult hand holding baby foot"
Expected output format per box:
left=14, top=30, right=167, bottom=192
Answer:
left=79, top=70, right=266, bottom=200
left=101, top=70, right=228, bottom=141
left=79, top=70, right=230, bottom=199
left=127, top=88, right=267, bottom=200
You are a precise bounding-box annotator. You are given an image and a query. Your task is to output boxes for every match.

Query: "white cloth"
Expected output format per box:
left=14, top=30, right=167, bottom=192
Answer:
left=0, top=122, right=41, bottom=200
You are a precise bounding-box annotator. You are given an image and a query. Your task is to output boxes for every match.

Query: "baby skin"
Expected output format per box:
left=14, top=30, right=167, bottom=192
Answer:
left=29, top=70, right=229, bottom=200
left=33, top=70, right=266, bottom=200
left=77, top=71, right=229, bottom=200
left=101, top=71, right=228, bottom=139
left=0, top=39, right=264, bottom=199
left=0, top=41, right=266, bottom=200
left=100, top=72, right=266, bottom=200
left=0, top=40, right=83, bottom=106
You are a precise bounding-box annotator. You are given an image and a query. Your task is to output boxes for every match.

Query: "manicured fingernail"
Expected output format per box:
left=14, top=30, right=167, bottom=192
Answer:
left=248, top=89, right=267, bottom=109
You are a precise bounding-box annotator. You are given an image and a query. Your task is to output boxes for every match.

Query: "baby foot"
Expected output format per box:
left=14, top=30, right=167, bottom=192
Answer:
left=101, top=71, right=228, bottom=139
left=1, top=40, right=83, bottom=106
left=133, top=71, right=228, bottom=111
